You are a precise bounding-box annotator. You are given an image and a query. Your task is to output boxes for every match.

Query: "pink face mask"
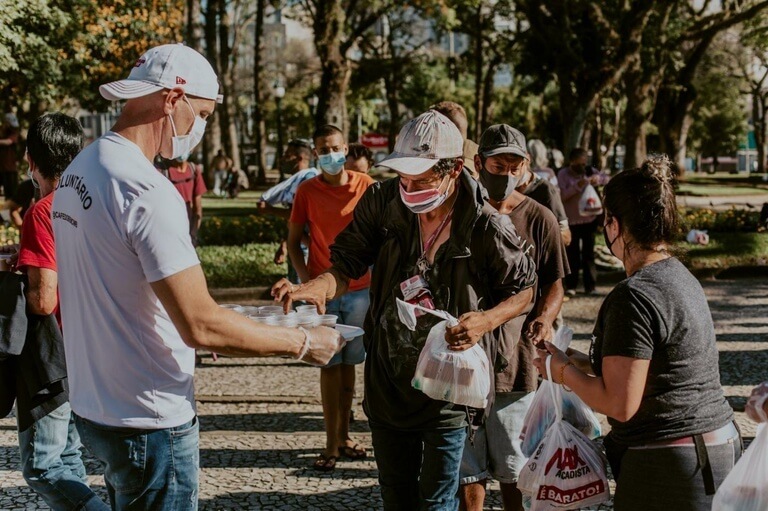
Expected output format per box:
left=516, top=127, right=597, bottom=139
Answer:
left=399, top=175, right=450, bottom=214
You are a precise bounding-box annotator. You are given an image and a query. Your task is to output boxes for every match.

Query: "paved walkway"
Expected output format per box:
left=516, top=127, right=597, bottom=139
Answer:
left=1, top=278, right=766, bottom=510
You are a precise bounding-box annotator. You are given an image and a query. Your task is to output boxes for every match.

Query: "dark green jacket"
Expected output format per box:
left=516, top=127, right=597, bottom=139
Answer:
left=331, top=171, right=537, bottom=431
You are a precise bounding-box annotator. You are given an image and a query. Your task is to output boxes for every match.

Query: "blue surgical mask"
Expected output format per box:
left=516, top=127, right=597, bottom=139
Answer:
left=318, top=152, right=346, bottom=175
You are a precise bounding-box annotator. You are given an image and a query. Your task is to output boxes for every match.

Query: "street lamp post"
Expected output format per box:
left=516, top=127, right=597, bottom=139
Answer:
left=274, top=81, right=286, bottom=180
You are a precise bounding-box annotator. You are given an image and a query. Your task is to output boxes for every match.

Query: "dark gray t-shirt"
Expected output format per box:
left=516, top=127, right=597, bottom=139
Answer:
left=522, top=175, right=568, bottom=227
left=590, top=257, right=733, bottom=446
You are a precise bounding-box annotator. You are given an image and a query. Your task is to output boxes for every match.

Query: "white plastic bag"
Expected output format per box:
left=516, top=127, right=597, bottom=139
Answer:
left=411, top=320, right=491, bottom=409
left=686, top=229, right=710, bottom=245
left=518, top=356, right=610, bottom=510
left=578, top=184, right=603, bottom=216
left=519, top=327, right=601, bottom=457
left=712, top=423, right=768, bottom=511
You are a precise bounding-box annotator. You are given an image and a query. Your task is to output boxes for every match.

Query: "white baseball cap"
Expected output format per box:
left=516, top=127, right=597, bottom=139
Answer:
left=100, top=44, right=222, bottom=103
left=379, top=110, right=464, bottom=175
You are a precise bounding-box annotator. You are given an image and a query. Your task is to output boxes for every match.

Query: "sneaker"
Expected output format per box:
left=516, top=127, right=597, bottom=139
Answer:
left=565, top=289, right=576, bottom=297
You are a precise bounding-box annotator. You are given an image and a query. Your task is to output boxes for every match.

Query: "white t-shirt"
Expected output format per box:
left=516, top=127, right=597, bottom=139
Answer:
left=52, top=132, right=200, bottom=429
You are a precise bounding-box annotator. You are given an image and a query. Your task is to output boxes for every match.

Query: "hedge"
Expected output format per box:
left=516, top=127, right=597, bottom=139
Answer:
left=198, top=214, right=287, bottom=246
left=198, top=243, right=286, bottom=288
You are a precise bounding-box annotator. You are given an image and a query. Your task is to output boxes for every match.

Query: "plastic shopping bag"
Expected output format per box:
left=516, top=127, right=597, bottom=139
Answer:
left=519, top=326, right=601, bottom=457
left=410, top=320, right=491, bottom=409
left=712, top=423, right=768, bottom=511
left=518, top=356, right=610, bottom=511
left=578, top=184, right=603, bottom=216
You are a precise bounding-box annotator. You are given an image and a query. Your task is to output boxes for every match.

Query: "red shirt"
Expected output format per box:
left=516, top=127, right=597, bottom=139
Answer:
left=290, top=171, right=374, bottom=292
left=17, top=192, right=60, bottom=323
left=166, top=162, right=207, bottom=205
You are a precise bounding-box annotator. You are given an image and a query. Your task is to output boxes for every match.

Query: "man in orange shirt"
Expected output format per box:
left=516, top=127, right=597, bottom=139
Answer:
left=288, top=125, right=374, bottom=472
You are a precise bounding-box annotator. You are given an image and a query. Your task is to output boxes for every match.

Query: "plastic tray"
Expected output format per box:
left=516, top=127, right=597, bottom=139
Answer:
left=336, top=324, right=364, bottom=339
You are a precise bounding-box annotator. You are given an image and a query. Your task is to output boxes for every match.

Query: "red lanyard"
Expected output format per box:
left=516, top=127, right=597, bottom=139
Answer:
left=421, top=209, right=454, bottom=255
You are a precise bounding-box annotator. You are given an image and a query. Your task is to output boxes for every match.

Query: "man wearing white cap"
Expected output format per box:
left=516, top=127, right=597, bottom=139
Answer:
left=273, top=110, right=536, bottom=510
left=51, top=44, right=344, bottom=509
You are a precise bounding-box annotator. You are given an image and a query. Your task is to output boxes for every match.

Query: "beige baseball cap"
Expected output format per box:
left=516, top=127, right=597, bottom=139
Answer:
left=100, top=44, right=222, bottom=104
left=379, top=110, right=464, bottom=175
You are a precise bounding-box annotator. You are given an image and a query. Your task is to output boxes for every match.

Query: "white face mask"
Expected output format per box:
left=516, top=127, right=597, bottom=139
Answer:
left=168, top=98, right=206, bottom=160
left=27, top=168, right=40, bottom=189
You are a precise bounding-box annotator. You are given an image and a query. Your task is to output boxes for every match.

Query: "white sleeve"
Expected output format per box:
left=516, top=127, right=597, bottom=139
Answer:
left=124, top=185, right=200, bottom=283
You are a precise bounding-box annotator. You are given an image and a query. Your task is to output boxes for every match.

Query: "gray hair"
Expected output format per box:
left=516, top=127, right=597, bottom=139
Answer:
left=433, top=157, right=461, bottom=177
left=528, top=139, right=549, bottom=169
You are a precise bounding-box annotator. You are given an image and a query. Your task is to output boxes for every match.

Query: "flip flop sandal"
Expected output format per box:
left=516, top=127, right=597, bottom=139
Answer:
left=339, top=444, right=367, bottom=460
left=312, top=453, right=338, bottom=472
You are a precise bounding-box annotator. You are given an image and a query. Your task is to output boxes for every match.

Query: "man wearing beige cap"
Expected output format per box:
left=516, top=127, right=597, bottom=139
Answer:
left=273, top=110, right=536, bottom=510
left=52, top=44, right=343, bottom=509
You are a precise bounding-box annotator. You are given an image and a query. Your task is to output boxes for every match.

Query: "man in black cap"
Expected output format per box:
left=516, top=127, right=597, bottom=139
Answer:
left=460, top=124, right=569, bottom=511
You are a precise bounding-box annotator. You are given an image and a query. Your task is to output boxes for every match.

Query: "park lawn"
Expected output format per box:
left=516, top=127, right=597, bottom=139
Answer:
left=199, top=233, right=768, bottom=289
left=677, top=173, right=768, bottom=197
left=682, top=232, right=768, bottom=269
left=198, top=242, right=286, bottom=288
left=202, top=191, right=262, bottom=217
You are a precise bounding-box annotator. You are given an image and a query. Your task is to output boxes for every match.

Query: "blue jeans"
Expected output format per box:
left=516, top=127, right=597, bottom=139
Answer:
left=325, top=288, right=369, bottom=367
left=75, top=415, right=199, bottom=511
left=18, top=402, right=108, bottom=511
left=371, top=426, right=467, bottom=511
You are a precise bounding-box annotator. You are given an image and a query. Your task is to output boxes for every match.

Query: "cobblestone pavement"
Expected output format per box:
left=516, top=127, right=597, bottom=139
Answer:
left=1, top=278, right=766, bottom=510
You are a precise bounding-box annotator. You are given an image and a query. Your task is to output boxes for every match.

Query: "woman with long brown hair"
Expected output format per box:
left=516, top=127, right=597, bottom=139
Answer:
left=534, top=155, right=740, bottom=510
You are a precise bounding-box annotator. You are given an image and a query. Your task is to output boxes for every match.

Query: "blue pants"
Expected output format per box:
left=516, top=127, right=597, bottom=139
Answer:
left=324, top=288, right=369, bottom=367
left=75, top=415, right=199, bottom=510
left=371, top=426, right=467, bottom=511
left=18, top=402, right=108, bottom=510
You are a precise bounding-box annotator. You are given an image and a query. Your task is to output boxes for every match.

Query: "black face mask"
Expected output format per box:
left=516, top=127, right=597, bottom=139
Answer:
left=603, top=222, right=619, bottom=257
left=280, top=159, right=297, bottom=175
left=479, top=167, right=519, bottom=202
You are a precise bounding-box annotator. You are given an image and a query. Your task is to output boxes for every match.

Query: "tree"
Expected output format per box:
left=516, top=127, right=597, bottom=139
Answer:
left=722, top=22, right=768, bottom=173
left=516, top=0, right=656, bottom=153
left=621, top=3, right=676, bottom=170
left=294, top=0, right=446, bottom=137
left=71, top=0, right=186, bottom=109
left=0, top=0, right=73, bottom=117
left=355, top=8, right=435, bottom=150
left=448, top=0, right=518, bottom=140
left=251, top=0, right=269, bottom=184
left=688, top=43, right=747, bottom=172
left=652, top=0, right=768, bottom=172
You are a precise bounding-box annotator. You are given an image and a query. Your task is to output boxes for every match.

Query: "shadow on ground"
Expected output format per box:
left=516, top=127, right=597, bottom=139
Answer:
left=197, top=487, right=506, bottom=511
left=199, top=412, right=370, bottom=434
left=200, top=447, right=375, bottom=474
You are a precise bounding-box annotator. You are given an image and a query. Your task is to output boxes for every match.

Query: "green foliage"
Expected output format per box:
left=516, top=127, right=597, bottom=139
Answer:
left=0, top=224, right=20, bottom=245
left=0, top=0, right=72, bottom=106
left=689, top=42, right=748, bottom=159
left=679, top=208, right=760, bottom=233
left=198, top=214, right=287, bottom=246
left=0, top=0, right=185, bottom=113
left=198, top=243, right=286, bottom=288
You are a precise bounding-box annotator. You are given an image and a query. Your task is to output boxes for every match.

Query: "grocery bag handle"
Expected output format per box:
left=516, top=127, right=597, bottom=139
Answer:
left=396, top=298, right=460, bottom=328
left=545, top=355, right=563, bottom=422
